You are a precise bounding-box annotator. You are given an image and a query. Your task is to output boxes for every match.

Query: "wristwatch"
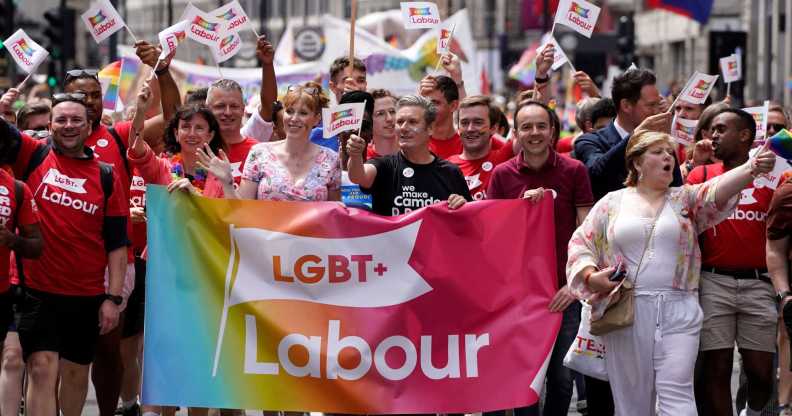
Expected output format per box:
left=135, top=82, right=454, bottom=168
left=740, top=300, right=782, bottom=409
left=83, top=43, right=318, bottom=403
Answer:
left=104, top=294, right=123, bottom=305
left=777, top=290, right=792, bottom=304
left=534, top=74, right=550, bottom=84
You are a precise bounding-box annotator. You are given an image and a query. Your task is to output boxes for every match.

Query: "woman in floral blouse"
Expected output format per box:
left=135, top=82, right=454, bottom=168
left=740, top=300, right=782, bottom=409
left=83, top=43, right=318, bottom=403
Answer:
left=566, top=130, right=776, bottom=415
left=198, top=82, right=340, bottom=202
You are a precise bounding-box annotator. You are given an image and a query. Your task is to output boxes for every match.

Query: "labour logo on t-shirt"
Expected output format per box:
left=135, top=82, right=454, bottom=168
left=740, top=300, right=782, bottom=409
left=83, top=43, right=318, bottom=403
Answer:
left=0, top=186, right=11, bottom=227
left=40, top=168, right=99, bottom=215
left=97, top=138, right=109, bottom=148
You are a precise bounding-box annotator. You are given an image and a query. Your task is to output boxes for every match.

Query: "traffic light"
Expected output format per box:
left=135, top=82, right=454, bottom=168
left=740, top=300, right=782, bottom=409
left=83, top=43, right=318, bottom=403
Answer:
left=616, top=15, right=635, bottom=70
left=0, top=0, right=14, bottom=38
left=43, top=7, right=76, bottom=62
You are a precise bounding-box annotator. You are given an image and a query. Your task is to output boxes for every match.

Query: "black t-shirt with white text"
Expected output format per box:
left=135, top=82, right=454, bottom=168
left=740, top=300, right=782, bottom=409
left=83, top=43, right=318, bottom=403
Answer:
left=363, top=152, right=472, bottom=216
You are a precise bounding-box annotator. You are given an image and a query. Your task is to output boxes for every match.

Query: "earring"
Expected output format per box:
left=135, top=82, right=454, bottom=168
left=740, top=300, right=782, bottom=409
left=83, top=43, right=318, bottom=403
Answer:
left=638, top=171, right=644, bottom=182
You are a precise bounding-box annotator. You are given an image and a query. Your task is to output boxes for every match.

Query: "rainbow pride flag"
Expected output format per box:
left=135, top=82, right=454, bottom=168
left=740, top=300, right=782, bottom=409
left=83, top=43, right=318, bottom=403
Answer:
left=508, top=42, right=539, bottom=87
left=142, top=187, right=560, bottom=412
left=98, top=57, right=140, bottom=111
left=769, top=128, right=792, bottom=160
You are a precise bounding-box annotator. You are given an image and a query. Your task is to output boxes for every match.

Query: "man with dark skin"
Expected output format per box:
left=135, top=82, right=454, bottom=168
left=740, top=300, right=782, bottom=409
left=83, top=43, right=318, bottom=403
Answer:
left=688, top=109, right=776, bottom=416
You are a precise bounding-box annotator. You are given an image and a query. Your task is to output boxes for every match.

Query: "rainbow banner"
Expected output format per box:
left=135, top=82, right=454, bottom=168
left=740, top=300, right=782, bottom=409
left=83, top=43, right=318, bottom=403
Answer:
left=142, top=186, right=560, bottom=412
left=508, top=42, right=539, bottom=87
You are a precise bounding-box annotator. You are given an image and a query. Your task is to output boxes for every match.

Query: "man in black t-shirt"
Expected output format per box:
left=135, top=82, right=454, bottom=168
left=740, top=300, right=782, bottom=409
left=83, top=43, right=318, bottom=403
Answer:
left=347, top=95, right=471, bottom=216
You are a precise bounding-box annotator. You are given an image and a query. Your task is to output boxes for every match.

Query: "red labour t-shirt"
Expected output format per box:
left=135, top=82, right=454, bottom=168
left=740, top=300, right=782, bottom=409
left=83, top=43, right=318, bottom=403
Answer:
left=12, top=134, right=128, bottom=296
left=86, top=121, right=134, bottom=261
left=447, top=141, right=514, bottom=200
left=487, top=151, right=594, bottom=288
left=0, top=170, right=39, bottom=291
left=686, top=163, right=773, bottom=269
left=429, top=132, right=462, bottom=160
left=203, top=137, right=258, bottom=197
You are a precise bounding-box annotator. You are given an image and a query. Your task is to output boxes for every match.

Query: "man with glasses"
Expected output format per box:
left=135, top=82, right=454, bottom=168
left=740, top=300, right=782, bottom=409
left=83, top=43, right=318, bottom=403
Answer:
left=0, top=93, right=128, bottom=416
left=768, top=104, right=790, bottom=138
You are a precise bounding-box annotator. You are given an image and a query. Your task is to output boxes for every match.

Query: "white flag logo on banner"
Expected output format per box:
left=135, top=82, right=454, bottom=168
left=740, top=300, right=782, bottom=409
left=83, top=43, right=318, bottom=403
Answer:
left=322, top=102, right=366, bottom=138
left=743, top=100, right=770, bottom=142
left=671, top=115, right=698, bottom=146
left=400, top=2, right=441, bottom=29
left=210, top=31, right=243, bottom=63
left=158, top=20, right=188, bottom=59
left=536, top=34, right=568, bottom=71
left=211, top=221, right=432, bottom=376
left=2, top=29, right=49, bottom=74
left=678, top=72, right=719, bottom=105
left=554, top=0, right=601, bottom=38
left=720, top=54, right=742, bottom=83
left=182, top=3, right=224, bottom=47
left=81, top=0, right=127, bottom=43
left=210, top=0, right=252, bottom=34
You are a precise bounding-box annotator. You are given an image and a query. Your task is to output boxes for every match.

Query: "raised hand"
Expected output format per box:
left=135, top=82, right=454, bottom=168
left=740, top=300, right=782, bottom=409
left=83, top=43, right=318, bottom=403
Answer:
left=573, top=71, right=600, bottom=98
left=439, top=52, right=462, bottom=83
left=256, top=36, right=275, bottom=65
left=0, top=88, right=19, bottom=115
left=134, top=40, right=163, bottom=69
left=535, top=43, right=555, bottom=79
left=345, top=134, right=367, bottom=158
left=195, top=143, right=233, bottom=186
left=751, top=140, right=777, bottom=177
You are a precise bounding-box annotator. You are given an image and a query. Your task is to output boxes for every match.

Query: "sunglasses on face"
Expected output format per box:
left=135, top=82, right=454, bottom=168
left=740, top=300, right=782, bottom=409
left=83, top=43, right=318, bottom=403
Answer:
left=768, top=123, right=787, bottom=133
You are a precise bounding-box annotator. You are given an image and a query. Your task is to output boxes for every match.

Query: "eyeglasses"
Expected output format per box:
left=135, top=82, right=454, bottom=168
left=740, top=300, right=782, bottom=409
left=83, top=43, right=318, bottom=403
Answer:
left=768, top=123, right=787, bottom=133
left=65, top=69, right=99, bottom=84
left=287, top=84, right=320, bottom=96
left=52, top=92, right=87, bottom=106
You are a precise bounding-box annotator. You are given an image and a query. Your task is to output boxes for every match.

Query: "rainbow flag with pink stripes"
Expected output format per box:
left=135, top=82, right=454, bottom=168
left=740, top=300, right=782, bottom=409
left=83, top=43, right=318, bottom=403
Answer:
left=98, top=57, right=141, bottom=111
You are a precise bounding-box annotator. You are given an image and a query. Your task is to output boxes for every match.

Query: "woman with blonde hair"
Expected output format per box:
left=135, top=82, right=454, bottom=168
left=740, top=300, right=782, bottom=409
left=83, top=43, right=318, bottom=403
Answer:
left=566, top=130, right=776, bottom=415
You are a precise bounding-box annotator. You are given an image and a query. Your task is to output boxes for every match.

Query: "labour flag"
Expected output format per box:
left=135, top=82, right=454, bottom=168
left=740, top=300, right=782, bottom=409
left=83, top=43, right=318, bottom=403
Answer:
left=322, top=103, right=366, bottom=138
left=677, top=72, right=718, bottom=105
left=554, top=0, right=601, bottom=38
left=2, top=29, right=49, bottom=74
left=81, top=0, right=128, bottom=43
left=646, top=0, right=714, bottom=24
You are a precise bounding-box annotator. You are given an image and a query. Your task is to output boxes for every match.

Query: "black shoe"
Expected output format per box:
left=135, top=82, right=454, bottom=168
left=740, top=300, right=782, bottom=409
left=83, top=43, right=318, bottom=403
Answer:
left=116, top=402, right=140, bottom=416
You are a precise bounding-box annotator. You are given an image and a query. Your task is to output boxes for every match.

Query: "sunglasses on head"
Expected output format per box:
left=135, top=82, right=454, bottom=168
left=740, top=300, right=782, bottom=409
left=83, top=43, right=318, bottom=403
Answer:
left=65, top=69, right=99, bottom=84
left=52, top=92, right=87, bottom=106
left=287, top=84, right=320, bottom=96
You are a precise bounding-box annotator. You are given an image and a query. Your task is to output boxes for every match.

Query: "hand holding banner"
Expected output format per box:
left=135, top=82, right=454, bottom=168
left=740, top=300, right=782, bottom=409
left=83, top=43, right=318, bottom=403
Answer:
left=322, top=102, right=366, bottom=138
left=82, top=0, right=136, bottom=43
left=554, top=0, right=601, bottom=38
left=400, top=2, right=442, bottom=29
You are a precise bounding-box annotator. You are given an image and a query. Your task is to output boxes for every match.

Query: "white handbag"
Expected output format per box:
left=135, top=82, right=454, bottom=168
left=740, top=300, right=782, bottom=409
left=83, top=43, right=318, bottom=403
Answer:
left=563, top=301, right=608, bottom=381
